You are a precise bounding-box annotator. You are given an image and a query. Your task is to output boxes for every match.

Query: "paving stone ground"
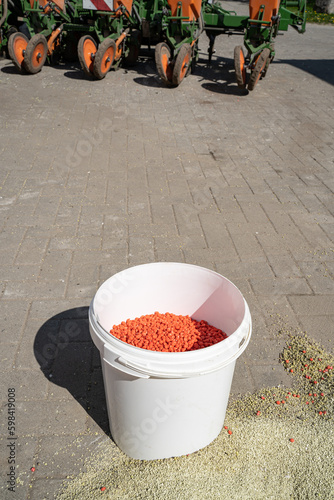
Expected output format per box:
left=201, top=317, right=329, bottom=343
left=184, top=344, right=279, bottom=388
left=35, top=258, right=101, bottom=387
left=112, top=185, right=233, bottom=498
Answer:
left=0, top=10, right=333, bottom=499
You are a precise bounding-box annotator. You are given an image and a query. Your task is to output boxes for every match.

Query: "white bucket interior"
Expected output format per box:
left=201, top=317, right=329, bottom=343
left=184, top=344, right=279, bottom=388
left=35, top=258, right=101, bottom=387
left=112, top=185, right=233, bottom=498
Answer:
left=94, top=262, right=245, bottom=337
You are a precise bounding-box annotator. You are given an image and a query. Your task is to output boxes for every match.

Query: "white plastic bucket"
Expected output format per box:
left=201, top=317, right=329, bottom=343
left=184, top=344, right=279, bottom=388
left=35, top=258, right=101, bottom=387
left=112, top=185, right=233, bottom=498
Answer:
left=89, top=262, right=252, bottom=460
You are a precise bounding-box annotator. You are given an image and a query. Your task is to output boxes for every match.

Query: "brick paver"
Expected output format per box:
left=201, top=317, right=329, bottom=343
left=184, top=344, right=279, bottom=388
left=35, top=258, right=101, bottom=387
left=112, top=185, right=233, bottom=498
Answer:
left=0, top=14, right=333, bottom=498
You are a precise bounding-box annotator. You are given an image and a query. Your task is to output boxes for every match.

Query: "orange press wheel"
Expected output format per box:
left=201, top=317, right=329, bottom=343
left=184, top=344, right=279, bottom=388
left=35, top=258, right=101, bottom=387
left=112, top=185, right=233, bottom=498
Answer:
left=93, top=38, right=116, bottom=80
left=23, top=34, right=48, bottom=74
left=172, top=43, right=192, bottom=86
left=8, top=32, right=29, bottom=72
left=248, top=48, right=270, bottom=91
left=155, top=42, right=173, bottom=86
left=78, top=35, right=97, bottom=76
left=234, top=45, right=246, bottom=89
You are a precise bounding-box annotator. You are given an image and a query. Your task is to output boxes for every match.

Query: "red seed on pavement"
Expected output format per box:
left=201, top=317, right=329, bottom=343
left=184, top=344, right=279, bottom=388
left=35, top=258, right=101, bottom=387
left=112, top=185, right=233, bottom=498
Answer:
left=257, top=411, right=261, bottom=416
left=290, top=369, right=294, bottom=373
left=276, top=401, right=281, bottom=405
left=302, top=350, right=306, bottom=353
left=31, top=467, right=35, bottom=472
left=320, top=393, right=324, bottom=397
left=224, top=426, right=228, bottom=429
left=101, top=487, right=106, bottom=492
left=309, top=358, right=314, bottom=361
left=261, top=396, right=265, bottom=400
left=289, top=438, right=294, bottom=443
left=319, top=412, right=323, bottom=415
left=228, top=430, right=233, bottom=435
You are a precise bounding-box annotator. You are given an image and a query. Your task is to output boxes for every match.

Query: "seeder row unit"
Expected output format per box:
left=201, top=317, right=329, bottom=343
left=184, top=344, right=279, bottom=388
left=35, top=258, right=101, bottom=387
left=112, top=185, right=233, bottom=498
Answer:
left=0, top=0, right=306, bottom=89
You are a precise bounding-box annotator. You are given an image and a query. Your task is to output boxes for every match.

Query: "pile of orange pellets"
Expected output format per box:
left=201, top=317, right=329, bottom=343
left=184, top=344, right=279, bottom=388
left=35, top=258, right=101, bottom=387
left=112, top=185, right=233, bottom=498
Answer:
left=109, top=311, right=228, bottom=352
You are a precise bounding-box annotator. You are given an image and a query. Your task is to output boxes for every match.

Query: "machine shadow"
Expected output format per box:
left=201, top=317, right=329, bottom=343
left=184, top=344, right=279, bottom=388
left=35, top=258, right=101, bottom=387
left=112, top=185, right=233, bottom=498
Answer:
left=59, top=44, right=247, bottom=94
left=132, top=51, right=249, bottom=95
left=196, top=54, right=249, bottom=95
left=276, top=58, right=334, bottom=87
left=1, top=64, right=19, bottom=74
left=33, top=306, right=111, bottom=436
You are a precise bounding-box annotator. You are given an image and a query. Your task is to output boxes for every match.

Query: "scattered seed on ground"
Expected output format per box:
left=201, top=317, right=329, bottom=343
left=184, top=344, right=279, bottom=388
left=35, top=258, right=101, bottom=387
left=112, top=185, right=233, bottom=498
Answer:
left=57, top=332, right=333, bottom=500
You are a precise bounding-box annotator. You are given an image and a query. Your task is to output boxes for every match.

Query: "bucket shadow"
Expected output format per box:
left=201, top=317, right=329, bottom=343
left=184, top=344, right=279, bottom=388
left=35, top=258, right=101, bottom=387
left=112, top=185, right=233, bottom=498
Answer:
left=33, top=307, right=110, bottom=436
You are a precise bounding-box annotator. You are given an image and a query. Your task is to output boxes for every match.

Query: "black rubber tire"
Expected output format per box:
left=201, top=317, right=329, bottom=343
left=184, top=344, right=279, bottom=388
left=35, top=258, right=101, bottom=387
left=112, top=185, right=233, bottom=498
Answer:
left=155, top=42, right=173, bottom=86
left=78, top=35, right=97, bottom=76
left=234, top=45, right=246, bottom=89
left=8, top=31, right=28, bottom=71
left=123, top=30, right=142, bottom=67
left=191, top=40, right=199, bottom=74
left=248, top=48, right=270, bottom=91
left=23, top=34, right=48, bottom=74
left=172, top=43, right=192, bottom=86
left=262, top=52, right=272, bottom=79
left=93, top=38, right=116, bottom=80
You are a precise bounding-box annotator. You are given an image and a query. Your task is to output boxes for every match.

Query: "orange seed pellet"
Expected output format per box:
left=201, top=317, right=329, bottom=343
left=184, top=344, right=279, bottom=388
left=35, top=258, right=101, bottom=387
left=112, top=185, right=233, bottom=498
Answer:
left=110, top=312, right=228, bottom=352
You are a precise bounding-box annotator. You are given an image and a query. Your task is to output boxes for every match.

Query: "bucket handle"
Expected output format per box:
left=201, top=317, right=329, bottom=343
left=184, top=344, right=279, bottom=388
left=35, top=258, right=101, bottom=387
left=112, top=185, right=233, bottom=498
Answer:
left=104, top=351, right=187, bottom=379
left=103, top=345, right=150, bottom=379
left=116, top=356, right=188, bottom=379
left=104, top=353, right=237, bottom=379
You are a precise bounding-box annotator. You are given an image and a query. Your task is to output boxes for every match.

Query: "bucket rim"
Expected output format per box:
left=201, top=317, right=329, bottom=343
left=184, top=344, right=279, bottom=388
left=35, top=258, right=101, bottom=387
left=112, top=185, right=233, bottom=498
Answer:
left=92, top=262, right=247, bottom=349
left=89, top=302, right=252, bottom=377
left=88, top=263, right=252, bottom=377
